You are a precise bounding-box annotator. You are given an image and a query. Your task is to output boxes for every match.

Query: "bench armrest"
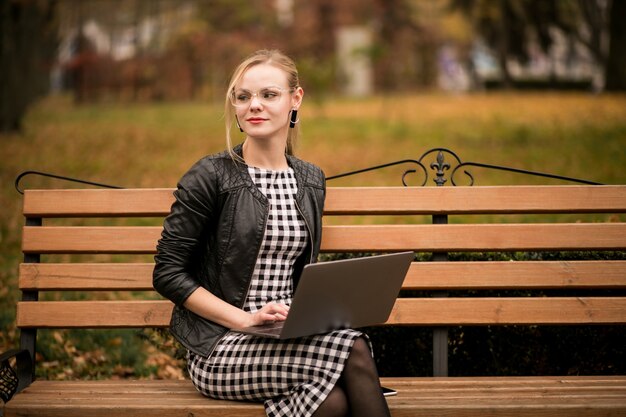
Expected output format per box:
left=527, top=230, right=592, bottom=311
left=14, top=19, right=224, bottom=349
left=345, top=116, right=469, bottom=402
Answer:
left=0, top=349, right=33, bottom=403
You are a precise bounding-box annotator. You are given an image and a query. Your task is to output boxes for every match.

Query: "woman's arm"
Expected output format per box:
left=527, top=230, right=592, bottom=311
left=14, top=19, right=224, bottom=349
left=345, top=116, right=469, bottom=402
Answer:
left=155, top=158, right=289, bottom=329
left=183, top=287, right=290, bottom=329
left=153, top=162, right=216, bottom=305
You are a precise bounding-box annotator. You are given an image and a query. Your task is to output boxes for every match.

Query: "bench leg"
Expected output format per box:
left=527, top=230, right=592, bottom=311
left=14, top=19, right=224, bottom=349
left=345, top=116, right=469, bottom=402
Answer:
left=433, top=327, right=448, bottom=376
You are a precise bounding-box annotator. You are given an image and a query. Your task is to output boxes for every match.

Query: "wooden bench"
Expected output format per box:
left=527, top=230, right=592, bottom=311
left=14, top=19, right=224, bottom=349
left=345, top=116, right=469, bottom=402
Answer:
left=3, top=184, right=626, bottom=416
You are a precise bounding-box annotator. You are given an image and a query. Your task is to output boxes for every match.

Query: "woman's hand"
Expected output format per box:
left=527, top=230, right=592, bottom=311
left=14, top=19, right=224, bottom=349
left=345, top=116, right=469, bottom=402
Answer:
left=247, top=302, right=290, bottom=327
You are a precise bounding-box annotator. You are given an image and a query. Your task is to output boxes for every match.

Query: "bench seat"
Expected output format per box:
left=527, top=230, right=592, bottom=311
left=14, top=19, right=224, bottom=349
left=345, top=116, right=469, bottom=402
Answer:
left=6, top=376, right=626, bottom=417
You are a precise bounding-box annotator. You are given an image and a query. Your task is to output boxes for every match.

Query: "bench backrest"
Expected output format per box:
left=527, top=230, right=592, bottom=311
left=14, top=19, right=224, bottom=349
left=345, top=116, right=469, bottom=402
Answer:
left=17, top=186, right=626, bottom=331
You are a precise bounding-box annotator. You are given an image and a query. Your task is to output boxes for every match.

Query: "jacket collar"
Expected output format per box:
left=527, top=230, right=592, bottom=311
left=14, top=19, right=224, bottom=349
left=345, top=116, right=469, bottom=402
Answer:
left=231, top=143, right=306, bottom=201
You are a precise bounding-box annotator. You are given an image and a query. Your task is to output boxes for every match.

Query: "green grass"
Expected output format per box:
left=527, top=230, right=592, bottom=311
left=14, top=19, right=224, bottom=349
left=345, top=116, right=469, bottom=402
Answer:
left=1, top=92, right=625, bottom=379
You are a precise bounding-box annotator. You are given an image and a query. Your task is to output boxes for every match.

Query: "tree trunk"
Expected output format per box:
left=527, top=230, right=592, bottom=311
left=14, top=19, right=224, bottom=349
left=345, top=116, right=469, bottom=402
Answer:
left=497, top=1, right=514, bottom=89
left=0, top=1, right=58, bottom=133
left=313, top=0, right=335, bottom=60
left=605, top=0, right=626, bottom=91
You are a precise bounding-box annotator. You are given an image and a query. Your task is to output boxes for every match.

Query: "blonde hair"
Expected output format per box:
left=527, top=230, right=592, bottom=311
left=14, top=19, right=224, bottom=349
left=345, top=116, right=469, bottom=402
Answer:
left=225, top=49, right=301, bottom=160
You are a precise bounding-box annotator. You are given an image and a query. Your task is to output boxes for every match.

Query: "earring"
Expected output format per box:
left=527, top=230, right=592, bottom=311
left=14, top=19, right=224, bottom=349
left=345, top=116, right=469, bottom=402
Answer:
left=235, top=117, right=244, bottom=132
left=289, top=109, right=299, bottom=129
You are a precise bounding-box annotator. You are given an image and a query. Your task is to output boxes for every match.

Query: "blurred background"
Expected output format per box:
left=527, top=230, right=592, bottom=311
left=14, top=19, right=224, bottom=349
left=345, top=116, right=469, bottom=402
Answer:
left=3, top=0, right=626, bottom=117
left=1, top=0, right=625, bottom=382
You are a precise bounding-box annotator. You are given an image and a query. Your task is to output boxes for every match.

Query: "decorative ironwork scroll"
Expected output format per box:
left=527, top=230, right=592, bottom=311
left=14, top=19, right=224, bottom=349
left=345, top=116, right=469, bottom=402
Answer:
left=326, top=159, right=428, bottom=186
left=327, top=147, right=602, bottom=186
left=15, top=171, right=123, bottom=195
left=14, top=148, right=602, bottom=194
left=449, top=161, right=602, bottom=186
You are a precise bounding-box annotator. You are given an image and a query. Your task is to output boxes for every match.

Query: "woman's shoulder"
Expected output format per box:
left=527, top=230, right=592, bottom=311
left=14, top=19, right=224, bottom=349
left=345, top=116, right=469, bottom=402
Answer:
left=194, top=149, right=233, bottom=170
left=178, top=149, right=238, bottom=191
left=287, top=154, right=325, bottom=188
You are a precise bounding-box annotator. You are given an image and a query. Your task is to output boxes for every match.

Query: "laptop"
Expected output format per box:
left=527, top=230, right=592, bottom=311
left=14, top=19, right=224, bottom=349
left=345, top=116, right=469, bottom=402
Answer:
left=232, top=251, right=414, bottom=339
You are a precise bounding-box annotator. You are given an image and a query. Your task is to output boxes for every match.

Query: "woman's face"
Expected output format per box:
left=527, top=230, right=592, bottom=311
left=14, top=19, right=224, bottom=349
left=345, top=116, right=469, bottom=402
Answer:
left=233, top=63, right=302, bottom=143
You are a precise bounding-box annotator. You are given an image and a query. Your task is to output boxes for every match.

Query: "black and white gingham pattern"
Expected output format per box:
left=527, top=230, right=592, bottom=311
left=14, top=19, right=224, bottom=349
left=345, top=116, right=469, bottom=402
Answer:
left=187, top=166, right=364, bottom=417
left=246, top=167, right=308, bottom=310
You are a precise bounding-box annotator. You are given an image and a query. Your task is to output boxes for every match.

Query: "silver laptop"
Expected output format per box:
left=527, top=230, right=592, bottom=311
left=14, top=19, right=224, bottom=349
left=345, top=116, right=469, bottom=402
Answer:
left=233, top=251, right=414, bottom=339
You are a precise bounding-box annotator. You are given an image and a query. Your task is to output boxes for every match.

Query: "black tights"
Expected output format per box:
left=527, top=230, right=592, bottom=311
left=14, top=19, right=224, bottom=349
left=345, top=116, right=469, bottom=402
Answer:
left=312, top=336, right=391, bottom=417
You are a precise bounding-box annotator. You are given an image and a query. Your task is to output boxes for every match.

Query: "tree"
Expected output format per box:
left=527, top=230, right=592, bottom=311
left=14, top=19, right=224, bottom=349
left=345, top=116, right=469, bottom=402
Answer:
left=453, top=0, right=624, bottom=91
left=1, top=0, right=58, bottom=133
left=521, top=0, right=624, bottom=91
left=374, top=0, right=422, bottom=90
left=605, top=0, right=626, bottom=91
left=451, top=0, right=531, bottom=88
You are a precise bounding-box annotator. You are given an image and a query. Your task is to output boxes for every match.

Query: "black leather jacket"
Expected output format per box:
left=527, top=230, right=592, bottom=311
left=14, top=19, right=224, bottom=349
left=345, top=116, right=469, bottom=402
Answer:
left=153, top=144, right=326, bottom=357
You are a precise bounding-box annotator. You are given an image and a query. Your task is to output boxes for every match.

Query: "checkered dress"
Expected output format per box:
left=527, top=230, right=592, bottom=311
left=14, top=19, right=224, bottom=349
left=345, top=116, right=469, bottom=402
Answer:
left=187, top=166, right=364, bottom=417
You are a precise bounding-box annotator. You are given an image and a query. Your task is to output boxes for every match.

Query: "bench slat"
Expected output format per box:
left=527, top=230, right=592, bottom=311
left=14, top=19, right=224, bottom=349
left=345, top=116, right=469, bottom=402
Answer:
left=23, top=188, right=176, bottom=217
left=325, top=185, right=626, bottom=215
left=8, top=393, right=624, bottom=406
left=403, top=260, right=626, bottom=290
left=17, top=300, right=171, bottom=328
left=21, top=223, right=626, bottom=253
left=16, top=297, right=626, bottom=328
left=321, top=223, right=626, bottom=252
left=388, top=297, right=626, bottom=325
left=22, top=186, right=626, bottom=217
left=22, top=226, right=161, bottom=254
left=21, top=376, right=626, bottom=390
left=19, top=261, right=626, bottom=290
left=19, top=263, right=156, bottom=290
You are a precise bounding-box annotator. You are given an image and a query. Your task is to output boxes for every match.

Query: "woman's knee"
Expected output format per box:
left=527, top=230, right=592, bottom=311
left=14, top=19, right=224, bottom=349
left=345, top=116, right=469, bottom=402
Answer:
left=314, top=385, right=349, bottom=417
left=348, top=337, right=374, bottom=367
left=352, top=336, right=372, bottom=355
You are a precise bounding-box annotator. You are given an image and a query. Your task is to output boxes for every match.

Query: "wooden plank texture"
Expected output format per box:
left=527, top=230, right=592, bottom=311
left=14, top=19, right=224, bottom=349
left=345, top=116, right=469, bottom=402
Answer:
left=23, top=188, right=175, bottom=217
left=22, top=226, right=162, bottom=254
left=5, top=377, right=626, bottom=417
left=17, top=300, right=172, bottom=328
left=321, top=223, right=626, bottom=252
left=22, top=186, right=626, bottom=217
left=402, top=260, right=626, bottom=290
left=19, top=263, right=154, bottom=291
left=387, top=297, right=626, bottom=325
left=326, top=185, right=626, bottom=215
left=16, top=297, right=626, bottom=328
left=21, top=223, right=626, bottom=253
left=19, top=261, right=626, bottom=291
left=19, top=263, right=156, bottom=290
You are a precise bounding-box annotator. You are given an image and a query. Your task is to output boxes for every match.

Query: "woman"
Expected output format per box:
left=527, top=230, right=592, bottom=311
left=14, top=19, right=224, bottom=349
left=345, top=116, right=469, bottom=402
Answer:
left=153, top=49, right=390, bottom=417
